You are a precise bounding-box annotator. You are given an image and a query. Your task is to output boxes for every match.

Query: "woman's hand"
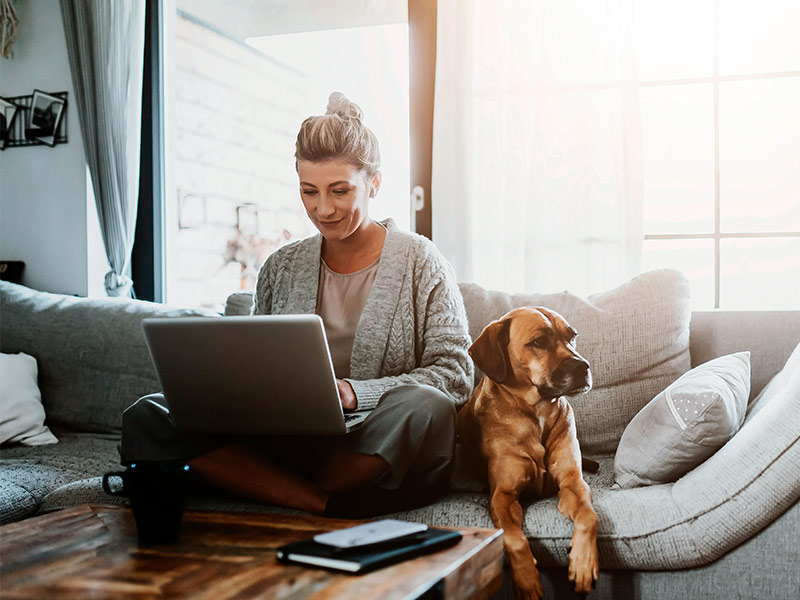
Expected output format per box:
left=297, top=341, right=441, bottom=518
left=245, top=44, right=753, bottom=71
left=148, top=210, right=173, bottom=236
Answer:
left=336, top=379, right=358, bottom=412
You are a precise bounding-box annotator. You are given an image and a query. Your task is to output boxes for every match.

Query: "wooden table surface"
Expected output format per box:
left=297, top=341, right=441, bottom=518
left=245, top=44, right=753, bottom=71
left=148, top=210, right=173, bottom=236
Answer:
left=0, top=505, right=503, bottom=599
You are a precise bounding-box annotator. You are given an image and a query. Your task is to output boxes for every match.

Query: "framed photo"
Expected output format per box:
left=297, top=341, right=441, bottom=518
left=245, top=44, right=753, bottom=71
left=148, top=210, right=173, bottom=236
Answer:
left=26, top=89, right=66, bottom=147
left=0, top=97, right=20, bottom=150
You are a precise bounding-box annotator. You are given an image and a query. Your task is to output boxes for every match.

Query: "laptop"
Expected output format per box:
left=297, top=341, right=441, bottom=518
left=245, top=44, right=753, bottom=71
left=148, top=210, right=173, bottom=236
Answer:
left=141, top=315, right=371, bottom=435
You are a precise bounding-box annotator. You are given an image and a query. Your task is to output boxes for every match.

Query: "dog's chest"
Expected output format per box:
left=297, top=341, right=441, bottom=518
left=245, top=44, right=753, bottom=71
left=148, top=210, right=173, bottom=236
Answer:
left=481, top=409, right=548, bottom=462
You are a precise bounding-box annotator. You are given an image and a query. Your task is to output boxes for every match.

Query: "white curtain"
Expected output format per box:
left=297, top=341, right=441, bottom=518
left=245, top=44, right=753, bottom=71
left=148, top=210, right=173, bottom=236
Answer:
left=432, top=0, right=643, bottom=297
left=60, top=0, right=145, bottom=297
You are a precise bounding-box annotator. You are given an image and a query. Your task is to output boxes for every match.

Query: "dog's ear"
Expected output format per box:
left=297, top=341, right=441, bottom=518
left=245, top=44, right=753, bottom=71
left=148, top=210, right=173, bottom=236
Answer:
left=469, top=318, right=511, bottom=384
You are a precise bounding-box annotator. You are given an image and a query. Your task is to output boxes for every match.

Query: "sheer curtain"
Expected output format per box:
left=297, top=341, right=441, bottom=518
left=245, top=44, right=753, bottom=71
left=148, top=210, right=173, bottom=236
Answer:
left=60, top=0, right=145, bottom=297
left=432, top=0, right=643, bottom=297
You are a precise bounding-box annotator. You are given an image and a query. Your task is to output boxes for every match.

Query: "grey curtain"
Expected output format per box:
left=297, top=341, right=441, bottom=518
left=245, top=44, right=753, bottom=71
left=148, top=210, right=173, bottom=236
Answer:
left=60, top=0, right=145, bottom=297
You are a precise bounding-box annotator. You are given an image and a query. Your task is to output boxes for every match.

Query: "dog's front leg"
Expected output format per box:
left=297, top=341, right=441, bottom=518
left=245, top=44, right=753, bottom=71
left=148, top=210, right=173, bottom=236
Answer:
left=488, top=459, right=542, bottom=600
left=547, top=436, right=599, bottom=595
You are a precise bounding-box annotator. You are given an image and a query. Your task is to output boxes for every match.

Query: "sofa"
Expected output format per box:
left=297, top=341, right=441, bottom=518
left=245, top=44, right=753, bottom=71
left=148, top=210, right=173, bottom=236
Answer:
left=1, top=273, right=798, bottom=600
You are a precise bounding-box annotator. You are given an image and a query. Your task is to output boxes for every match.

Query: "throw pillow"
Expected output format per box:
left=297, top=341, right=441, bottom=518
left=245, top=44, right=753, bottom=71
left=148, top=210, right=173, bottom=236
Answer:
left=613, top=351, right=750, bottom=489
left=0, top=352, right=58, bottom=446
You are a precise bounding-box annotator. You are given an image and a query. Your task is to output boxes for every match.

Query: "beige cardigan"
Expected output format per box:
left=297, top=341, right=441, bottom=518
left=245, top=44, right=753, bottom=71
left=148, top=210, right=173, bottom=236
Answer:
left=251, top=219, right=474, bottom=410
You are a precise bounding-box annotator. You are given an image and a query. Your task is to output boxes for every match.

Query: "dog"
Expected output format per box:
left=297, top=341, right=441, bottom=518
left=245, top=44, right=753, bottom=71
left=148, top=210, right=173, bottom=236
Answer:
left=458, top=306, right=599, bottom=599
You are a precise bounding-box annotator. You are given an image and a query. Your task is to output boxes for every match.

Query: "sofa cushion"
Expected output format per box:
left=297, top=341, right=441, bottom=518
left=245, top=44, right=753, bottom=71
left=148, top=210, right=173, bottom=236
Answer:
left=0, top=479, right=38, bottom=525
left=458, top=269, right=692, bottom=455
left=0, top=432, right=121, bottom=523
left=0, top=282, right=217, bottom=433
left=613, top=352, right=750, bottom=489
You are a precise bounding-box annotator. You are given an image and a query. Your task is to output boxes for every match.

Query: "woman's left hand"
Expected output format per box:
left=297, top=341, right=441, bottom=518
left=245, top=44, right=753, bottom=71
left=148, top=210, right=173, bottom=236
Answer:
left=336, top=379, right=358, bottom=412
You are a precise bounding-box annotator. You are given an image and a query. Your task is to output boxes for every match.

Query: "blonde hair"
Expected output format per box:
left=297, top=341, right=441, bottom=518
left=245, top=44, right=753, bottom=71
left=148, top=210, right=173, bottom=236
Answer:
left=295, top=92, right=381, bottom=176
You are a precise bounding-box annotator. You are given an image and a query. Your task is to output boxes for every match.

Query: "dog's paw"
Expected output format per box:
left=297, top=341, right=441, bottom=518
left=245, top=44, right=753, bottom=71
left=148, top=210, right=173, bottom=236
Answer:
left=513, top=576, right=543, bottom=600
left=568, top=541, right=599, bottom=595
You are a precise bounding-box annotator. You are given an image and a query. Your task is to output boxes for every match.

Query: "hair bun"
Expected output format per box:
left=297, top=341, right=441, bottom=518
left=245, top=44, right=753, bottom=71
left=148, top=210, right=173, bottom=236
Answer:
left=325, top=91, right=364, bottom=121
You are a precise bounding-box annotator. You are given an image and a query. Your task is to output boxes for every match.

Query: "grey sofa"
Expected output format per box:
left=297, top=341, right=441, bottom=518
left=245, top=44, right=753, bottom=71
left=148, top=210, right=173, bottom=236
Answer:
left=1, top=277, right=798, bottom=600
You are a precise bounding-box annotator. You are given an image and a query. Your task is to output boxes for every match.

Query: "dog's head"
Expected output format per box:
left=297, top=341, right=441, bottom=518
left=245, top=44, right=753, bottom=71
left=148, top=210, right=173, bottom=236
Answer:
left=469, top=306, right=592, bottom=399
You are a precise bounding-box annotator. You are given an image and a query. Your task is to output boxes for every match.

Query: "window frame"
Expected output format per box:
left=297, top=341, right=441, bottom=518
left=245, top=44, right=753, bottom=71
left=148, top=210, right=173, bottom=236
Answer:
left=133, top=0, right=436, bottom=303
left=132, top=0, right=166, bottom=302
left=640, top=2, right=800, bottom=308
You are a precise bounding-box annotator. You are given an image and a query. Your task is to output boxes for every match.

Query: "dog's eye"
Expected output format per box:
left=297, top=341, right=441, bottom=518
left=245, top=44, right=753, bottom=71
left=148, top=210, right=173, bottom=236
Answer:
left=527, top=337, right=548, bottom=349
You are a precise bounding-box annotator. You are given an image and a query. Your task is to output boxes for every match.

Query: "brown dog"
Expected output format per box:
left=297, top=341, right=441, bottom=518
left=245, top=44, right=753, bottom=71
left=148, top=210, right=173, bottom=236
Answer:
left=458, top=306, right=599, bottom=599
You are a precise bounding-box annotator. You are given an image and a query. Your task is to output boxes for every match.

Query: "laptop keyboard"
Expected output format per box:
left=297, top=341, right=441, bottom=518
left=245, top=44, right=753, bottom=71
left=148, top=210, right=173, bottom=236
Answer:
left=344, top=414, right=360, bottom=422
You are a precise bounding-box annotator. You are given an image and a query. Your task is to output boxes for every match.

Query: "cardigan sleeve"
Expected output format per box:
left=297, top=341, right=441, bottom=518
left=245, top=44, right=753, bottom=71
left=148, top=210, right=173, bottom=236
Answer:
left=250, top=253, right=276, bottom=316
left=345, top=249, right=474, bottom=409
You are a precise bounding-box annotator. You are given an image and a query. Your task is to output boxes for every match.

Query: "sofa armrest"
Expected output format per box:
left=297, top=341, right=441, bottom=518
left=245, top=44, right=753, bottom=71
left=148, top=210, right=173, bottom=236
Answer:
left=689, top=310, right=800, bottom=399
left=670, top=342, right=800, bottom=563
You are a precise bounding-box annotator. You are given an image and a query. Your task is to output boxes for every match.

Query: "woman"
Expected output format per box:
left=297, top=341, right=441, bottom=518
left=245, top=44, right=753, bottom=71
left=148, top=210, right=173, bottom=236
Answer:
left=121, top=93, right=473, bottom=516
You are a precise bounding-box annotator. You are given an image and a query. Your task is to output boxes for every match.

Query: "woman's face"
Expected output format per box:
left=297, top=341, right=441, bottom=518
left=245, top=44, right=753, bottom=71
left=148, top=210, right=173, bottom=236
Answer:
left=297, top=159, right=381, bottom=242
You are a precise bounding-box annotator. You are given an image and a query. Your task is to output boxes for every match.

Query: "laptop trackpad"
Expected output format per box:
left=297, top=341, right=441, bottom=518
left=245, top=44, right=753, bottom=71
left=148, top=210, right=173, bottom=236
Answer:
left=344, top=410, right=371, bottom=432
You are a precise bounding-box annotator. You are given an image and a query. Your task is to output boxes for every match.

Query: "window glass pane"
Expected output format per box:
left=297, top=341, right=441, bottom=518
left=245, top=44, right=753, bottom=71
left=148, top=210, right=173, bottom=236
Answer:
left=641, top=239, right=715, bottom=309
left=640, top=84, right=715, bottom=235
left=719, top=77, right=800, bottom=233
left=165, top=8, right=410, bottom=311
left=248, top=26, right=410, bottom=232
left=634, top=0, right=714, bottom=81
left=719, top=0, right=800, bottom=75
left=720, top=237, right=800, bottom=309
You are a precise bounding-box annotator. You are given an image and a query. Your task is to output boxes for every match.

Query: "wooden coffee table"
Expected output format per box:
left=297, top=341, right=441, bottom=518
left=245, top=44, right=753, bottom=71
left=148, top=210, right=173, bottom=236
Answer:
left=0, top=505, right=503, bottom=599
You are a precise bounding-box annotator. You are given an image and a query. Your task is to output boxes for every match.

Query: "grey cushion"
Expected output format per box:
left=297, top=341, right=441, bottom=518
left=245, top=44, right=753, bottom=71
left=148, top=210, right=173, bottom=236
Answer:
left=458, top=269, right=692, bottom=455
left=0, top=478, right=38, bottom=525
left=0, top=281, right=217, bottom=433
left=689, top=310, right=800, bottom=401
left=613, top=352, right=750, bottom=489
left=224, top=291, right=254, bottom=316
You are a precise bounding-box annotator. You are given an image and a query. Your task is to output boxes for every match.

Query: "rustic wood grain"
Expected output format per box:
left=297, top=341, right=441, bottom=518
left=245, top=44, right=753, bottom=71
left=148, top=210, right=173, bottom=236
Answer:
left=0, top=505, right=503, bottom=599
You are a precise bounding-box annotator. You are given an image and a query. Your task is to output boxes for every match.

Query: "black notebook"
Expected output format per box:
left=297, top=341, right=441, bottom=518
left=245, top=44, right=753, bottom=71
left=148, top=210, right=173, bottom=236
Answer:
left=276, top=528, right=462, bottom=573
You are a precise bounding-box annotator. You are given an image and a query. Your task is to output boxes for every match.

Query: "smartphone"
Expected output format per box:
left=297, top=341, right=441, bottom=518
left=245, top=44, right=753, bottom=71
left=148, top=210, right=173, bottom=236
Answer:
left=313, top=519, right=429, bottom=548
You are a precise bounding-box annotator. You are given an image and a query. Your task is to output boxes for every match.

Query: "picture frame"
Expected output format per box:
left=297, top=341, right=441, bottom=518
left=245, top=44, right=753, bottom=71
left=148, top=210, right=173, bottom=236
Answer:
left=0, top=96, right=20, bottom=151
left=26, top=89, right=66, bottom=147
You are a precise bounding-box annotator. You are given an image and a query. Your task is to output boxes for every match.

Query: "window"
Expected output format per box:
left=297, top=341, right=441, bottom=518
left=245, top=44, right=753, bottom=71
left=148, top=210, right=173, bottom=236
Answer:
left=160, top=0, right=413, bottom=311
left=637, top=0, right=800, bottom=309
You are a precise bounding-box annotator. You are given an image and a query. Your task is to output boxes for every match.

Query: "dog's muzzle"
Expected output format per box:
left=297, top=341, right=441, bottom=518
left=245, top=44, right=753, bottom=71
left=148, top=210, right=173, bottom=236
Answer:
left=541, top=356, right=593, bottom=398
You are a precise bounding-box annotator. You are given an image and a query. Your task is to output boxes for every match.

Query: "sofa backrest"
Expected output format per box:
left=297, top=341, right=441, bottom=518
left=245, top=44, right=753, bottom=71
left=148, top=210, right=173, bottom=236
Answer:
left=225, top=272, right=800, bottom=453
left=225, top=269, right=696, bottom=455
left=457, top=270, right=693, bottom=455
left=689, top=310, right=800, bottom=402
left=0, top=281, right=217, bottom=434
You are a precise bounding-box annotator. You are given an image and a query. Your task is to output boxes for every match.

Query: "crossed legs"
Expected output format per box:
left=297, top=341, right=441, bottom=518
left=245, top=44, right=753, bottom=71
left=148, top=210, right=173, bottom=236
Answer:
left=120, top=385, right=457, bottom=516
left=189, top=444, right=389, bottom=514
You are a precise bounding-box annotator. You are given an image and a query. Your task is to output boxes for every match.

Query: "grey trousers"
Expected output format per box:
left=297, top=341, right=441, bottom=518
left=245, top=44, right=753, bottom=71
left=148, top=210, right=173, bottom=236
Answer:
left=120, top=384, right=457, bottom=490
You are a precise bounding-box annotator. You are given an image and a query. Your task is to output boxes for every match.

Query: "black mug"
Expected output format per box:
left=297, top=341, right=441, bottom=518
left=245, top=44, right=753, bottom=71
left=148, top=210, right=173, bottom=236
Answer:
left=103, top=462, right=190, bottom=545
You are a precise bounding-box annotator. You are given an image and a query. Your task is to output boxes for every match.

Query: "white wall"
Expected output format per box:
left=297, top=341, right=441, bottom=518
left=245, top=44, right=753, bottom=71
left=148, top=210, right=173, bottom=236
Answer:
left=0, top=0, right=90, bottom=296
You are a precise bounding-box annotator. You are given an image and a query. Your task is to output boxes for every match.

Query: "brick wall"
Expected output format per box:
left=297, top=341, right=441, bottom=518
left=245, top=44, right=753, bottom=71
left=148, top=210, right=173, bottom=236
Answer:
left=168, top=15, right=312, bottom=310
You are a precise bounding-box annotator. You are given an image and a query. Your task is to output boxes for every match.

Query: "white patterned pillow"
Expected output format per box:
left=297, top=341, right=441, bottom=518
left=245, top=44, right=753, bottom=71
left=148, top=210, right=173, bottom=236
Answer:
left=0, top=352, right=58, bottom=446
left=613, top=352, right=750, bottom=489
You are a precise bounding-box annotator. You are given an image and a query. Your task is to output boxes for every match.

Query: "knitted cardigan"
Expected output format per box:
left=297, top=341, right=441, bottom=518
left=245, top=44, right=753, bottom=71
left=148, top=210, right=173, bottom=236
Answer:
left=251, top=219, right=474, bottom=410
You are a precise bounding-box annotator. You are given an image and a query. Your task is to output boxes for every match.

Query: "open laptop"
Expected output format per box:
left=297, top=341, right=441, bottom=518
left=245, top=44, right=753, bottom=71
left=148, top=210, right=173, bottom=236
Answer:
left=141, top=315, right=370, bottom=435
